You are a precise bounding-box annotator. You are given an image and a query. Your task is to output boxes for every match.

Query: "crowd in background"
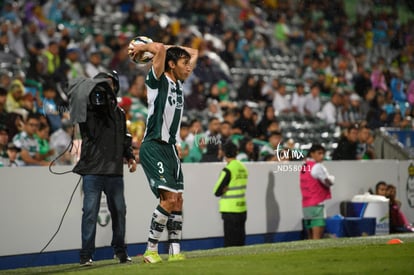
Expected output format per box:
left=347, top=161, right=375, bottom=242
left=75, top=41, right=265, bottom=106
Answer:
left=1, top=0, right=414, bottom=167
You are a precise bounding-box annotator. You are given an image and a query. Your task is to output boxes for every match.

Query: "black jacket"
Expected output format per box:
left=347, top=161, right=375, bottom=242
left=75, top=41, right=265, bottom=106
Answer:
left=331, top=137, right=357, bottom=160
left=72, top=94, right=134, bottom=176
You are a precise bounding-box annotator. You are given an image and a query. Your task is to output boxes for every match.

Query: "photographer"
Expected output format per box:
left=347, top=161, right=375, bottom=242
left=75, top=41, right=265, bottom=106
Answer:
left=68, top=71, right=137, bottom=266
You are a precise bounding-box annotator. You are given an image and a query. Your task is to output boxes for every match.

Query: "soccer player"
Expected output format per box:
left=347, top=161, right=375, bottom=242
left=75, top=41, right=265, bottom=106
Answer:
left=300, top=144, right=335, bottom=240
left=128, top=41, right=198, bottom=263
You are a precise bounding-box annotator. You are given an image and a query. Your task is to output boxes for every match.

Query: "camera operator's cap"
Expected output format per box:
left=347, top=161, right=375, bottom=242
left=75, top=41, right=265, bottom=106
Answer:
left=6, top=142, right=20, bottom=152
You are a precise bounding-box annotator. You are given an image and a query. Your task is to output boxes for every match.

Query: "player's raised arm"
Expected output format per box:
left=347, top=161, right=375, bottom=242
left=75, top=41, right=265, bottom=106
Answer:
left=129, top=41, right=166, bottom=79
left=180, top=46, right=198, bottom=70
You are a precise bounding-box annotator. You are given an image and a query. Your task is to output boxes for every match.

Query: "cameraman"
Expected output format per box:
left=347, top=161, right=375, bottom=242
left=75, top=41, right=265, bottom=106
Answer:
left=68, top=71, right=137, bottom=266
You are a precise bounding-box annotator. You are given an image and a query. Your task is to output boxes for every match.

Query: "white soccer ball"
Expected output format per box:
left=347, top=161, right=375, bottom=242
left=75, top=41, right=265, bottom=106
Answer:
left=128, top=36, right=154, bottom=64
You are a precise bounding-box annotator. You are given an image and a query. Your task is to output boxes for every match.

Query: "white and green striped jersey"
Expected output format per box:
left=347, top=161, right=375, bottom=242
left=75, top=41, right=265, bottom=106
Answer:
left=143, top=67, right=184, bottom=145
left=12, top=131, right=39, bottom=158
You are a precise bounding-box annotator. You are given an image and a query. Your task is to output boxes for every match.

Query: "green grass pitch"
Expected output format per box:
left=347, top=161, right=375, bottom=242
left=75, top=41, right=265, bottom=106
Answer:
left=4, top=234, right=414, bottom=275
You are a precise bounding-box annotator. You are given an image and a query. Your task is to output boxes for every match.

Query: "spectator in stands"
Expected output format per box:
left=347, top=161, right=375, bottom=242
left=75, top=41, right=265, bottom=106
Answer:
left=34, top=122, right=54, bottom=161
left=260, top=77, right=278, bottom=104
left=177, top=122, right=190, bottom=162
left=291, top=83, right=307, bottom=114
left=64, top=47, right=85, bottom=80
left=390, top=111, right=412, bottom=129
left=319, top=91, right=344, bottom=125
left=346, top=93, right=364, bottom=125
left=236, top=136, right=257, bottom=162
left=214, top=80, right=234, bottom=108
left=215, top=81, right=230, bottom=109
left=118, top=96, right=132, bottom=121
left=363, top=128, right=376, bottom=159
left=386, top=184, right=414, bottom=233
left=353, top=65, right=372, bottom=98
left=0, top=70, right=12, bottom=91
left=206, top=99, right=223, bottom=121
left=18, top=92, right=37, bottom=117
left=85, top=32, right=113, bottom=64
left=304, top=83, right=321, bottom=116
left=300, top=144, right=335, bottom=240
left=5, top=79, right=24, bottom=113
left=272, top=83, right=292, bottom=114
left=84, top=51, right=107, bottom=78
left=201, top=117, right=223, bottom=162
left=49, top=119, right=74, bottom=165
left=264, top=120, right=281, bottom=140
left=0, top=87, right=8, bottom=124
left=185, top=118, right=204, bottom=151
left=331, top=124, right=358, bottom=160
left=222, top=109, right=238, bottom=127
left=41, top=40, right=61, bottom=76
left=370, top=60, right=388, bottom=92
left=0, top=124, right=8, bottom=161
left=1, top=142, right=24, bottom=167
left=383, top=89, right=398, bottom=116
left=220, top=38, right=237, bottom=69
left=259, top=130, right=283, bottom=161
left=367, top=108, right=388, bottom=129
left=183, top=134, right=206, bottom=163
left=38, top=82, right=62, bottom=133
left=125, top=73, right=148, bottom=122
left=356, top=125, right=373, bottom=159
left=219, top=121, right=232, bottom=145
left=186, top=80, right=207, bottom=111
left=407, top=80, right=414, bottom=106
left=233, top=105, right=258, bottom=138
left=236, top=23, right=255, bottom=66
left=360, top=87, right=376, bottom=120
left=273, top=13, right=294, bottom=54
left=257, top=105, right=277, bottom=140
left=12, top=113, right=50, bottom=166
left=237, top=74, right=258, bottom=102
left=389, top=68, right=407, bottom=112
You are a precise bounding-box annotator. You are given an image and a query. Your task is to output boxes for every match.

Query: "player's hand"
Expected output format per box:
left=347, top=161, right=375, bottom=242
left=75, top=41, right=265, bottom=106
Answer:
left=128, top=159, right=137, bottom=173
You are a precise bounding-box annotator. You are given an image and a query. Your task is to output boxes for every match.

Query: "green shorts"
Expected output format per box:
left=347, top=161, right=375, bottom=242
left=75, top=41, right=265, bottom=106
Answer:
left=303, top=205, right=326, bottom=229
left=139, top=140, right=184, bottom=198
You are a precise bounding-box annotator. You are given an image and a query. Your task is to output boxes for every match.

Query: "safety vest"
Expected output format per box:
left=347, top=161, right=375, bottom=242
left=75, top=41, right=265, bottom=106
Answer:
left=300, top=160, right=331, bottom=207
left=214, top=159, right=248, bottom=213
left=43, top=51, right=60, bottom=75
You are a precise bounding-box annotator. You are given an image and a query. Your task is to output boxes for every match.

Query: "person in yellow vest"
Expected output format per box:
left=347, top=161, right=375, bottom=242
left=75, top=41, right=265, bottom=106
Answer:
left=42, top=40, right=61, bottom=76
left=213, top=141, right=248, bottom=247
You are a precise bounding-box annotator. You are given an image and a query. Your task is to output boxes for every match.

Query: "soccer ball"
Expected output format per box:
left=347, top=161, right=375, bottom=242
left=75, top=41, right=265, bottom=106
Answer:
left=128, top=36, right=154, bottom=64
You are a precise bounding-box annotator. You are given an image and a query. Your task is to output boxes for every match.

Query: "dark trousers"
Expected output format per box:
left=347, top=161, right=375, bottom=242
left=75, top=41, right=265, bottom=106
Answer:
left=80, top=175, right=127, bottom=258
left=221, top=212, right=247, bottom=247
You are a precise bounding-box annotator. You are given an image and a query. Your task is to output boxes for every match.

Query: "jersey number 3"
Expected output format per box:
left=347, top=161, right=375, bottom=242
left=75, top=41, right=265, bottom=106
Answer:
left=157, top=161, right=164, bottom=174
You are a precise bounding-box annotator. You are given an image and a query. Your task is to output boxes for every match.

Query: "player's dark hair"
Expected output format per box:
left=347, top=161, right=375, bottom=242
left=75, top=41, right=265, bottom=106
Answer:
left=306, top=143, right=326, bottom=157
left=165, top=47, right=191, bottom=71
